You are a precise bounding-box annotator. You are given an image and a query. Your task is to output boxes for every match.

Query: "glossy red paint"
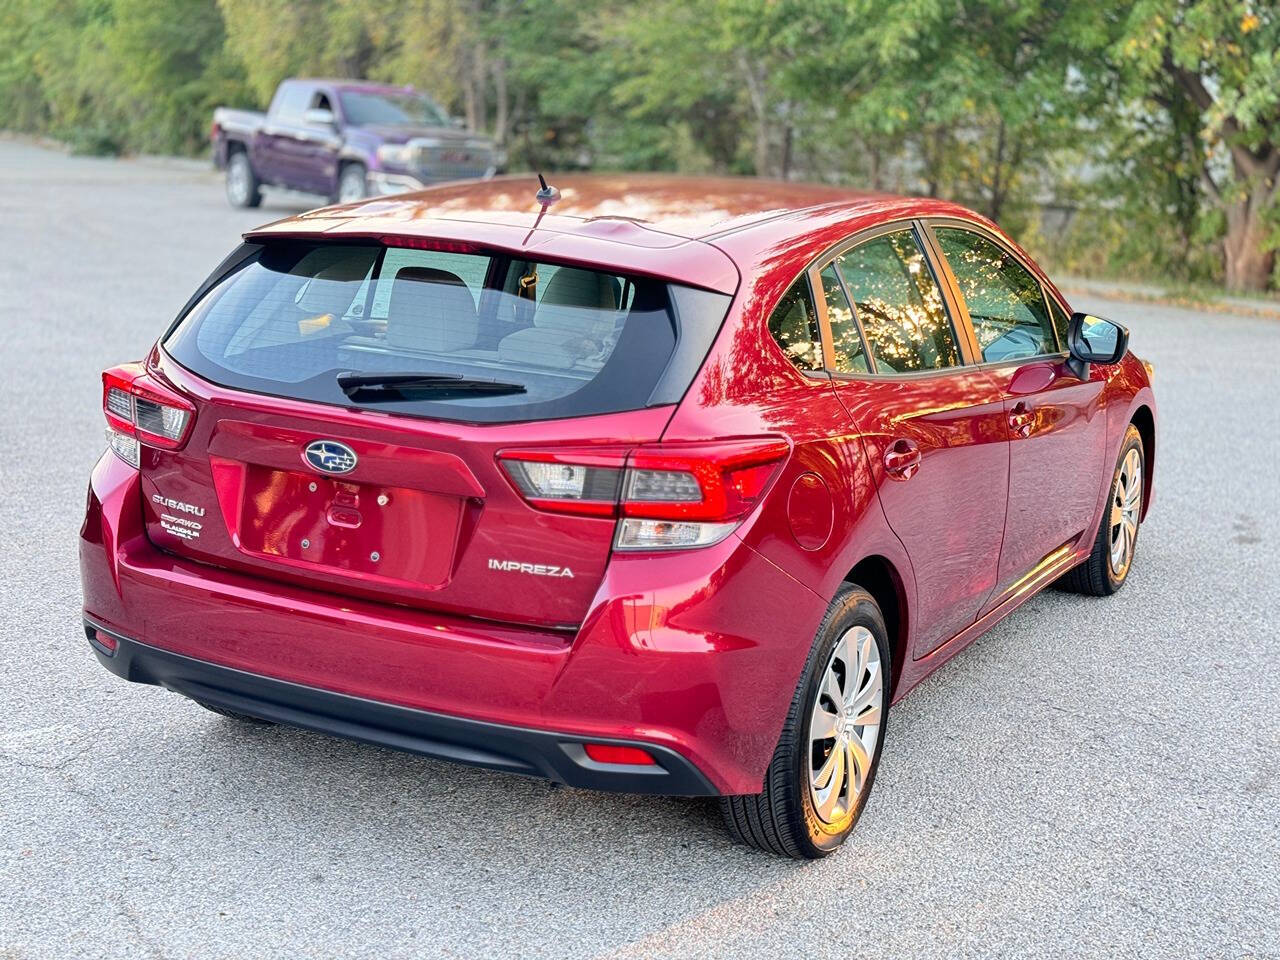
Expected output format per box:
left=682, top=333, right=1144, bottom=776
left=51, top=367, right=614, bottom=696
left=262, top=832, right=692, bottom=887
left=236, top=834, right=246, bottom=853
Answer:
left=80, top=174, right=1156, bottom=795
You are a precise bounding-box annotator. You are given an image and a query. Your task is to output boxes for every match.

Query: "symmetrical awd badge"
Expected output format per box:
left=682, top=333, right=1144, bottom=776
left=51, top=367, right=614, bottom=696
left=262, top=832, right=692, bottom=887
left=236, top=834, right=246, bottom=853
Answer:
left=304, top=439, right=358, bottom=475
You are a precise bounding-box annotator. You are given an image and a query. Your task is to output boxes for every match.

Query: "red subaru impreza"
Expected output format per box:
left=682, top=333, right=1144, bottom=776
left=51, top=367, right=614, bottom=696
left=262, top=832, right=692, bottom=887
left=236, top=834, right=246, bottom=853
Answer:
left=80, top=176, right=1155, bottom=858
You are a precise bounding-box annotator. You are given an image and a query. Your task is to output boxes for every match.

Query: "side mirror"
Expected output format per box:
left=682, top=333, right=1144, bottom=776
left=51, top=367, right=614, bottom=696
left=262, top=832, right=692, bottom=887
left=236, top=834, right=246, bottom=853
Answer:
left=1066, top=312, right=1128, bottom=379
left=302, top=107, right=336, bottom=129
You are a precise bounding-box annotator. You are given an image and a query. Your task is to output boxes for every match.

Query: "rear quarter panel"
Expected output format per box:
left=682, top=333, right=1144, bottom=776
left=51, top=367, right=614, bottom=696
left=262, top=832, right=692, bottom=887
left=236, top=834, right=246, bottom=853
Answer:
left=662, top=237, right=919, bottom=705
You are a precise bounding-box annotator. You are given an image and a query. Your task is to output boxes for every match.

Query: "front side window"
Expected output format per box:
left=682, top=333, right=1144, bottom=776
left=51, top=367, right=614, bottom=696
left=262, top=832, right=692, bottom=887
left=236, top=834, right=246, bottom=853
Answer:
left=834, top=230, right=961, bottom=373
left=1047, top=295, right=1070, bottom=350
left=935, top=228, right=1057, bottom=362
left=164, top=242, right=730, bottom=424
left=766, top=277, right=823, bottom=372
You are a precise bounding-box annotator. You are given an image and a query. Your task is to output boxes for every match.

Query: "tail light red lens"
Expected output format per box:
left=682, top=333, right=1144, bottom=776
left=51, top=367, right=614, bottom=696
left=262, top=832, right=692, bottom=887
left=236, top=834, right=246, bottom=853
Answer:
left=497, top=438, right=789, bottom=550
left=102, top=363, right=195, bottom=461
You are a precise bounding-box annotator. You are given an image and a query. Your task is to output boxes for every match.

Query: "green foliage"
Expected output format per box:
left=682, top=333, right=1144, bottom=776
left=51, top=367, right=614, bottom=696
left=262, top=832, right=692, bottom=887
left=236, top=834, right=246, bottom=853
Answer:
left=1, top=0, right=1278, bottom=288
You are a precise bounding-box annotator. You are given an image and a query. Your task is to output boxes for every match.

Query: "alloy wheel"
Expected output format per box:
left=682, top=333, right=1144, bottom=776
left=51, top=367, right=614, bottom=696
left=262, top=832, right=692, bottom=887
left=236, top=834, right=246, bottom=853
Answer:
left=227, top=157, right=250, bottom=205
left=338, top=168, right=367, bottom=203
left=807, top=625, right=884, bottom=825
left=1109, top=447, right=1142, bottom=577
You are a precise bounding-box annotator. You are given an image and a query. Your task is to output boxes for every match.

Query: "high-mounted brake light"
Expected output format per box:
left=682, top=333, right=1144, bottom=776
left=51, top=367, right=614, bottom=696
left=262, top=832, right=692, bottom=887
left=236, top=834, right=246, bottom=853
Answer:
left=102, top=363, right=195, bottom=467
left=379, top=235, right=481, bottom=254
left=497, top=438, right=790, bottom=551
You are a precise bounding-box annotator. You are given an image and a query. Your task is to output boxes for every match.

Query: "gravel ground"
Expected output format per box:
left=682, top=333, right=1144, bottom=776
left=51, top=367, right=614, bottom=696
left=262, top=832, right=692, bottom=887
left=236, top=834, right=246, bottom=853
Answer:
left=1, top=139, right=1277, bottom=960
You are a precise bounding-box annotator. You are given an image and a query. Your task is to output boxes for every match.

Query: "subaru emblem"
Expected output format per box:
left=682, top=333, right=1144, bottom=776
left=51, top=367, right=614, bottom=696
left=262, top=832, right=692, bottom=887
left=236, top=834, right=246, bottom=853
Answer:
left=303, top=439, right=358, bottom=475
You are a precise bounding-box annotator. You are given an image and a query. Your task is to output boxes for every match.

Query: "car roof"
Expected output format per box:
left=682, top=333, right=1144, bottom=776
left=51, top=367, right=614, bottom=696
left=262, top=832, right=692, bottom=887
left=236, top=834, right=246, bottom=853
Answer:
left=245, top=174, right=997, bottom=295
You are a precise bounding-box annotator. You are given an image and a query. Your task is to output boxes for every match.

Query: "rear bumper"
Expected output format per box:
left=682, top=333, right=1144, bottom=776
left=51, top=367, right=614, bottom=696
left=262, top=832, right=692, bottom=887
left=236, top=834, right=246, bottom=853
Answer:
left=84, top=620, right=715, bottom=795
left=80, top=452, right=826, bottom=795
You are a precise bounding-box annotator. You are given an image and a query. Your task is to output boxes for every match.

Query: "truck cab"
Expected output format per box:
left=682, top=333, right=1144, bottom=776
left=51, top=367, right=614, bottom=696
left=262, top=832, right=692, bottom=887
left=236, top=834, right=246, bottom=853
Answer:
left=212, top=78, right=498, bottom=208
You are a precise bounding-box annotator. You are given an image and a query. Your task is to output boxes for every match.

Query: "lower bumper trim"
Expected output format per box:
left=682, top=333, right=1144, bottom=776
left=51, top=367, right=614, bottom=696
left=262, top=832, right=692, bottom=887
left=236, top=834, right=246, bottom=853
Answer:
left=83, top=620, right=717, bottom=796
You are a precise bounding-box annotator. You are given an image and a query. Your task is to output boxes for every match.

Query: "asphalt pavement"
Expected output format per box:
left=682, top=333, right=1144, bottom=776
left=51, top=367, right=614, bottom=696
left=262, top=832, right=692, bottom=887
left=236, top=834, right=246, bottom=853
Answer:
left=1, top=137, right=1277, bottom=959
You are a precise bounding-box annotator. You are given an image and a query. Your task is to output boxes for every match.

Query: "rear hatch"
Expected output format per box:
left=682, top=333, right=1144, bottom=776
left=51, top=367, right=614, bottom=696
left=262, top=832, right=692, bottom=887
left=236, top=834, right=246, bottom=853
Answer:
left=141, top=238, right=732, bottom=628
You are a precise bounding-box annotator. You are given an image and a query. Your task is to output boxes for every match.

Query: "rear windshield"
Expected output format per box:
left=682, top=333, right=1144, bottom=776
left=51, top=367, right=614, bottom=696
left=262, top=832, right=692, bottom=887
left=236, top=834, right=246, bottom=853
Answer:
left=163, top=242, right=731, bottom=423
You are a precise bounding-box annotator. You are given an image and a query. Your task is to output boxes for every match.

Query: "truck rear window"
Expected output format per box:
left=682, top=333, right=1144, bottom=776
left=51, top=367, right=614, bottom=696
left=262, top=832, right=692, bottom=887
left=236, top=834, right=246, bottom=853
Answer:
left=163, top=242, right=731, bottom=423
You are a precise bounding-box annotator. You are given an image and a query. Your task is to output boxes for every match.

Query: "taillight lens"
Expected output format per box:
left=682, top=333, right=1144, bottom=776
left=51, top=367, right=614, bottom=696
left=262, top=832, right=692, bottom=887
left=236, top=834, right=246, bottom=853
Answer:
left=497, top=438, right=789, bottom=551
left=498, top=448, right=624, bottom=517
left=102, top=363, right=195, bottom=465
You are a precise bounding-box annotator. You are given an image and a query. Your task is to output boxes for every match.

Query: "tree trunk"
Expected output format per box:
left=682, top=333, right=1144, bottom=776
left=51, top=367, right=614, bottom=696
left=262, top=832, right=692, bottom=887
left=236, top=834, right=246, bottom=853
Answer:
left=737, top=53, right=771, bottom=176
left=1224, top=189, right=1277, bottom=291
left=988, top=117, right=1007, bottom=222
left=492, top=54, right=509, bottom=147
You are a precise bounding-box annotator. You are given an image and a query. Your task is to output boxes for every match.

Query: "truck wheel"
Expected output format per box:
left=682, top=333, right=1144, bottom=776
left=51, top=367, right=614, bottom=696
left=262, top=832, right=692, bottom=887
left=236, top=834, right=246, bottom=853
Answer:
left=225, top=151, right=262, bottom=208
left=336, top=163, right=367, bottom=204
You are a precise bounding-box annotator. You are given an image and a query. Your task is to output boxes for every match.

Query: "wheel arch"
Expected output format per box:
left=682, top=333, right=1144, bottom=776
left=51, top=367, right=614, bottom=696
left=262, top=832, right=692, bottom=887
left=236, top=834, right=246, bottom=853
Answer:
left=1129, top=403, right=1155, bottom=520
left=841, top=555, right=910, bottom=700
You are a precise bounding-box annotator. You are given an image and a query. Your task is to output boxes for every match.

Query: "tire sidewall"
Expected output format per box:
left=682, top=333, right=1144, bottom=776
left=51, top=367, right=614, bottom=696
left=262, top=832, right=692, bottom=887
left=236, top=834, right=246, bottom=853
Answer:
left=1105, top=426, right=1145, bottom=591
left=338, top=164, right=367, bottom=203
left=791, top=588, right=891, bottom=856
left=226, top=153, right=253, bottom=207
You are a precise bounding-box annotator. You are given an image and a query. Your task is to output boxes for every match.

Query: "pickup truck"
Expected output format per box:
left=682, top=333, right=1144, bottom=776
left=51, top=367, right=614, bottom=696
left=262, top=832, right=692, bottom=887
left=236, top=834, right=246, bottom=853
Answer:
left=212, top=78, right=499, bottom=208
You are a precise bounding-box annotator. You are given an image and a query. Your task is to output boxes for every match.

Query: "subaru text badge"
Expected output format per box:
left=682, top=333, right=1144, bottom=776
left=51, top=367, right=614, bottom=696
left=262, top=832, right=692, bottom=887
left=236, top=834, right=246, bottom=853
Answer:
left=304, top=439, right=358, bottom=475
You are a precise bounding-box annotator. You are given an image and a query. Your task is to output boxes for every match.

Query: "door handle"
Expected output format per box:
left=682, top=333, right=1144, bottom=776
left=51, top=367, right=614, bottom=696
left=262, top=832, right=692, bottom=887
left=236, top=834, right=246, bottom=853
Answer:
left=1008, top=401, right=1035, bottom=438
left=883, top=438, right=921, bottom=481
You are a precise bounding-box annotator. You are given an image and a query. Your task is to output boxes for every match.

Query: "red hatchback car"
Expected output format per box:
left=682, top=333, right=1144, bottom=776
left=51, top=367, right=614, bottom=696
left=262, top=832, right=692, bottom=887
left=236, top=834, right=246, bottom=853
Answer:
left=80, top=176, right=1155, bottom=858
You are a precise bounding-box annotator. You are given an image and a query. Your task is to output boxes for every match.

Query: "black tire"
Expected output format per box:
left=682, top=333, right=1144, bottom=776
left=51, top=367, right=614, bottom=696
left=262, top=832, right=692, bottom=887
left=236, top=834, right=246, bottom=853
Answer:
left=720, top=584, right=891, bottom=859
left=335, top=162, right=367, bottom=204
left=1057, top=423, right=1145, bottom=596
left=225, top=150, right=262, bottom=208
left=192, top=699, right=273, bottom=725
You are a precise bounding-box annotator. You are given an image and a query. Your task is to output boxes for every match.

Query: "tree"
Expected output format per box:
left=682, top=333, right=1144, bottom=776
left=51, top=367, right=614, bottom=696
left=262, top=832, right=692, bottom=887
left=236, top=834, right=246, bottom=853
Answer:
left=1116, top=1, right=1280, bottom=290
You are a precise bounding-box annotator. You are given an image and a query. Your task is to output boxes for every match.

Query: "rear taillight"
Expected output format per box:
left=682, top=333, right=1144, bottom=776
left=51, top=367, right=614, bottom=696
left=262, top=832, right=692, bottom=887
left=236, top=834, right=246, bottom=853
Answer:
left=102, top=363, right=195, bottom=466
left=498, top=438, right=789, bottom=551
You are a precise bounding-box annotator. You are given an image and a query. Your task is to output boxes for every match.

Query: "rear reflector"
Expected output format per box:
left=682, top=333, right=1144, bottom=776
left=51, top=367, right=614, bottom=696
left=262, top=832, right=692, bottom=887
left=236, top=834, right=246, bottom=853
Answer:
left=102, top=363, right=195, bottom=456
left=91, top=629, right=118, bottom=656
left=583, top=743, right=657, bottom=766
left=497, top=438, right=789, bottom=550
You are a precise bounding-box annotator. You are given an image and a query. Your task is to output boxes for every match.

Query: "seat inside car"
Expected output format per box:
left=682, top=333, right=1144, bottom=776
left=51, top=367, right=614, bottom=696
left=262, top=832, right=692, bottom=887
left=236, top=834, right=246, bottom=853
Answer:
left=384, top=266, right=480, bottom=354
left=498, top=267, right=622, bottom=371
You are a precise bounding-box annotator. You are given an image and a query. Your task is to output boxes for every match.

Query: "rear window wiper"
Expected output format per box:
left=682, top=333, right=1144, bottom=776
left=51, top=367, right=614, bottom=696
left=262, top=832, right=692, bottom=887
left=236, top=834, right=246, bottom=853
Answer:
left=337, top=370, right=527, bottom=400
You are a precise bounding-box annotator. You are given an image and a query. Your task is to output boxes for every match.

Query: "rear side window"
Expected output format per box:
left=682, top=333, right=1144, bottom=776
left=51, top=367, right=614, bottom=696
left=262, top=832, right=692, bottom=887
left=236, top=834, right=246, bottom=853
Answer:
left=835, top=230, right=961, bottom=373
left=767, top=277, right=822, bottom=372
left=271, top=83, right=312, bottom=124
left=163, top=242, right=730, bottom=424
left=819, top=263, right=870, bottom=374
left=935, top=228, right=1057, bottom=362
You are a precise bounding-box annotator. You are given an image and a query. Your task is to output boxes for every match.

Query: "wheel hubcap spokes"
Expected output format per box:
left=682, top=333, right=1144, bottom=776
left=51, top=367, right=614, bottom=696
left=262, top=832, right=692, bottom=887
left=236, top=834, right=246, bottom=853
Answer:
left=1109, top=448, right=1141, bottom=575
left=228, top=162, right=248, bottom=202
left=808, top=625, right=883, bottom=825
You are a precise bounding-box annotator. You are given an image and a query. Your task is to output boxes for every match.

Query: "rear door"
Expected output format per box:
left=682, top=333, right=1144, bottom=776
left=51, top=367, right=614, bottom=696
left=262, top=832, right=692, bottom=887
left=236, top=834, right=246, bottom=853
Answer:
left=815, top=223, right=1010, bottom=657
left=927, top=222, right=1107, bottom=608
left=151, top=240, right=730, bottom=629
